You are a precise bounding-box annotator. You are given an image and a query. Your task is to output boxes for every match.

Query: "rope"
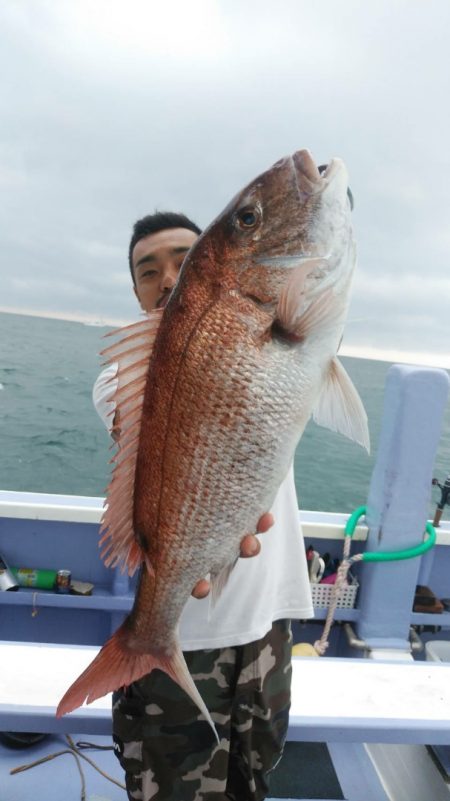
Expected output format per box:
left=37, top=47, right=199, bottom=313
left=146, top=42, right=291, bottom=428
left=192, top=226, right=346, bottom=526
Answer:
left=66, top=736, right=126, bottom=790
left=10, top=745, right=86, bottom=801
left=313, top=536, right=363, bottom=656
left=10, top=734, right=126, bottom=799
left=312, top=509, right=436, bottom=656
left=75, top=739, right=116, bottom=751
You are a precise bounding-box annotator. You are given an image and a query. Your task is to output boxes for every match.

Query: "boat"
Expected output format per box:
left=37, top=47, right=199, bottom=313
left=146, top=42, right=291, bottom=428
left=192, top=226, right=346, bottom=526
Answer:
left=1, top=362, right=450, bottom=801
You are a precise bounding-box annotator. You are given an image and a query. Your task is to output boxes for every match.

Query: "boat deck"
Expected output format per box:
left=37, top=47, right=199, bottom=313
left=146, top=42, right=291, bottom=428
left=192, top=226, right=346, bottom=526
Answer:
left=2, top=641, right=450, bottom=801
left=0, top=734, right=344, bottom=801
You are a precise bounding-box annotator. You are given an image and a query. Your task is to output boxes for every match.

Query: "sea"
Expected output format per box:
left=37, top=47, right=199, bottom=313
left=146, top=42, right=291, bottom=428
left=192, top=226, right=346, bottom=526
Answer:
left=1, top=311, right=449, bottom=517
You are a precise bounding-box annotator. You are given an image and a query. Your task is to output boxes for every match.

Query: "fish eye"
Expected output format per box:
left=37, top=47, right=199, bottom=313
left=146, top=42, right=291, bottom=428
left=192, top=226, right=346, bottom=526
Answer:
left=234, top=205, right=261, bottom=231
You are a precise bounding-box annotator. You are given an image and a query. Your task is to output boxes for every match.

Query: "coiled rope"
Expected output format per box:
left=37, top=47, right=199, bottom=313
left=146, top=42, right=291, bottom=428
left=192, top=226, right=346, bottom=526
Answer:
left=10, top=734, right=126, bottom=800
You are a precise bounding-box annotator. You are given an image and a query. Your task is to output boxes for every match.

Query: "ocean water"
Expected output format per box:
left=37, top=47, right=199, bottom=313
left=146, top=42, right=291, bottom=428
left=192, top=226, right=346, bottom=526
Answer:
left=1, top=311, right=449, bottom=516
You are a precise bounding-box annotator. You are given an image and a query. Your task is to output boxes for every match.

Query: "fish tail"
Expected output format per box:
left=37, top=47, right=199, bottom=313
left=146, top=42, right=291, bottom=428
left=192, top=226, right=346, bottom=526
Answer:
left=56, top=623, right=219, bottom=741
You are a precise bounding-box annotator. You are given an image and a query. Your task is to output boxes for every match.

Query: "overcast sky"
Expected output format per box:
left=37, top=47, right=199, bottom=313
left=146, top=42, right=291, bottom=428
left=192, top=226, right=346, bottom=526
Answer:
left=1, top=0, right=449, bottom=366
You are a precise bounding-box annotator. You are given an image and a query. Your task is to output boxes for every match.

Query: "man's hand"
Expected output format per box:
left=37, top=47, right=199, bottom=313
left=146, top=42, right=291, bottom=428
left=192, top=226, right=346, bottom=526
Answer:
left=191, top=512, right=274, bottom=599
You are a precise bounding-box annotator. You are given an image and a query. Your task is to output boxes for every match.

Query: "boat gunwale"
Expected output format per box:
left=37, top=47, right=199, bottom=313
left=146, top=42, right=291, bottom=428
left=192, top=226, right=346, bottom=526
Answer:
left=1, top=489, right=449, bottom=543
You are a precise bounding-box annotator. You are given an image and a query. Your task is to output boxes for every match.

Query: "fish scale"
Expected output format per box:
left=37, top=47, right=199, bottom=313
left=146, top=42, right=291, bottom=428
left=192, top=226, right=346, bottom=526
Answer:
left=57, top=149, right=369, bottom=738
left=133, top=304, right=321, bottom=639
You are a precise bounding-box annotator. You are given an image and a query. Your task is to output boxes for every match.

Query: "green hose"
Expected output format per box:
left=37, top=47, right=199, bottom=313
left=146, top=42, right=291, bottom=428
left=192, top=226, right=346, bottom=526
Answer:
left=344, top=505, right=436, bottom=562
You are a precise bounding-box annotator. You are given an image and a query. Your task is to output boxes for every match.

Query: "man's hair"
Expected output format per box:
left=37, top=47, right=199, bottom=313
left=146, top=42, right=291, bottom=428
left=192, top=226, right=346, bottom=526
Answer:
left=128, top=211, right=202, bottom=283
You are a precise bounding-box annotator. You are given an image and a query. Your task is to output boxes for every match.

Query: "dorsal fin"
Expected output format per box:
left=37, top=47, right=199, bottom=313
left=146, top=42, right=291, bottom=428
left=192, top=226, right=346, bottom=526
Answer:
left=98, top=310, right=164, bottom=575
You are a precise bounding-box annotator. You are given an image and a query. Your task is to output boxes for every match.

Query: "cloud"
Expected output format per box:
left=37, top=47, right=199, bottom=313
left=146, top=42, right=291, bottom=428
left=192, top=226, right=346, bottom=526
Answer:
left=0, top=0, right=449, bottom=360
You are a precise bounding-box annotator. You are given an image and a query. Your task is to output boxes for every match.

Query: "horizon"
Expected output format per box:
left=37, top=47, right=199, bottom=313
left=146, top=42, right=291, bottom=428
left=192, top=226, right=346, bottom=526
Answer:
left=2, top=306, right=449, bottom=371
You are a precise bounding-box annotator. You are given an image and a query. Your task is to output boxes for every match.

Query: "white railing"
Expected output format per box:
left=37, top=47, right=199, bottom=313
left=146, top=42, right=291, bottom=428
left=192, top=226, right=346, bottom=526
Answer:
left=0, top=488, right=449, bottom=542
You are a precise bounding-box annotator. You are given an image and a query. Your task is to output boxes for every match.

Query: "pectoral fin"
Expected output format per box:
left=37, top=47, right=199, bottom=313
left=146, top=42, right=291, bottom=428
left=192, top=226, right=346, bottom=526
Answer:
left=210, top=559, right=239, bottom=608
left=313, top=357, right=370, bottom=452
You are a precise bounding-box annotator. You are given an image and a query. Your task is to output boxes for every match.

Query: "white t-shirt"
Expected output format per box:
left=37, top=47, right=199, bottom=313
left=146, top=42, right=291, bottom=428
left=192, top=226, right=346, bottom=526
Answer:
left=93, top=365, right=313, bottom=650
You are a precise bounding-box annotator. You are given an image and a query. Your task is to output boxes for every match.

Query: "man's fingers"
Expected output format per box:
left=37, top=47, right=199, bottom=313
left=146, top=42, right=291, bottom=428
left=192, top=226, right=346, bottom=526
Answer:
left=256, top=512, right=274, bottom=534
left=240, top=513, right=274, bottom=558
left=239, top=534, right=261, bottom=558
left=192, top=578, right=210, bottom=599
left=192, top=512, right=274, bottom=589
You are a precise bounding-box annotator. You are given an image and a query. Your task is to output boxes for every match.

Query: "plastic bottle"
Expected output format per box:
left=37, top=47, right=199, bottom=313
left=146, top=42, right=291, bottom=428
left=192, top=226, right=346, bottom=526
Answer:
left=11, top=568, right=57, bottom=590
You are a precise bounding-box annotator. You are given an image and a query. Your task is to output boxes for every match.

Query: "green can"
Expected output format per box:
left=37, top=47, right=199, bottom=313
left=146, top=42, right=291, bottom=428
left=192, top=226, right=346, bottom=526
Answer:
left=11, top=568, right=57, bottom=590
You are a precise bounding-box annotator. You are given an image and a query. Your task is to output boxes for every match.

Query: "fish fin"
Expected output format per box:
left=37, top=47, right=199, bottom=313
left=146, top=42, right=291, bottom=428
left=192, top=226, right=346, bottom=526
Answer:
left=209, top=559, right=238, bottom=609
left=277, top=281, right=343, bottom=342
left=277, top=243, right=356, bottom=340
left=313, top=357, right=370, bottom=452
left=56, top=622, right=219, bottom=742
left=99, top=310, right=164, bottom=576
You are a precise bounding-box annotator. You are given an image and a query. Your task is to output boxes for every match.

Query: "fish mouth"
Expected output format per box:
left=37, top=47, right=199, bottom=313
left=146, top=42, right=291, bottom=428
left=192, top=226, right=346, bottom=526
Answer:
left=293, top=149, right=321, bottom=182
left=292, top=150, right=345, bottom=197
left=317, top=158, right=342, bottom=182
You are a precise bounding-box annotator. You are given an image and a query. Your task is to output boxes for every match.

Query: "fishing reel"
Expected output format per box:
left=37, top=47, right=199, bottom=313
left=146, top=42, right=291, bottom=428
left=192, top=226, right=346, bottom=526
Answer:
left=431, top=474, right=450, bottom=527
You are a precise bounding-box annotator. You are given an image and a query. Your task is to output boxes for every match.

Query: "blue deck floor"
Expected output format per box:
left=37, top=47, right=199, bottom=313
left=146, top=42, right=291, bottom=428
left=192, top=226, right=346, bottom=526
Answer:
left=0, top=735, right=343, bottom=801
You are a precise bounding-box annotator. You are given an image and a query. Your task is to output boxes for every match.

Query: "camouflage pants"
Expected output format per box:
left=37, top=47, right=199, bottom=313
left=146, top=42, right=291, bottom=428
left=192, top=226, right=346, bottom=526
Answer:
left=112, top=619, right=292, bottom=801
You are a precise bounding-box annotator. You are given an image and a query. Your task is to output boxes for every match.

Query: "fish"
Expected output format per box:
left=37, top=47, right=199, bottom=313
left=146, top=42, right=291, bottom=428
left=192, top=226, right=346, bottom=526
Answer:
left=56, top=149, right=369, bottom=737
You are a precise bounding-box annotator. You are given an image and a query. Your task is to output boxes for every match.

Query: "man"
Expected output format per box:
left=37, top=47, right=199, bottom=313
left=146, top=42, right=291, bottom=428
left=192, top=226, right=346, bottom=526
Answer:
left=93, top=211, right=313, bottom=801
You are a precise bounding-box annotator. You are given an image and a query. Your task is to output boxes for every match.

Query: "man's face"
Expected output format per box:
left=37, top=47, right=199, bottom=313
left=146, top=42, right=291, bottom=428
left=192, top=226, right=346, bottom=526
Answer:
left=131, top=228, right=198, bottom=313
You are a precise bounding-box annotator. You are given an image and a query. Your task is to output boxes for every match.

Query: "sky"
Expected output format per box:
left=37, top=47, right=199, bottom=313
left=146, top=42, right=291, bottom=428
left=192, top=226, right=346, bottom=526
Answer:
left=1, top=0, right=449, bottom=367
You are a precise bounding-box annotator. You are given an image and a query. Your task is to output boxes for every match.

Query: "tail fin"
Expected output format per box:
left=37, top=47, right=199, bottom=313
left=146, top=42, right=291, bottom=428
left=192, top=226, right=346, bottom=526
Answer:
left=56, top=624, right=218, bottom=741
